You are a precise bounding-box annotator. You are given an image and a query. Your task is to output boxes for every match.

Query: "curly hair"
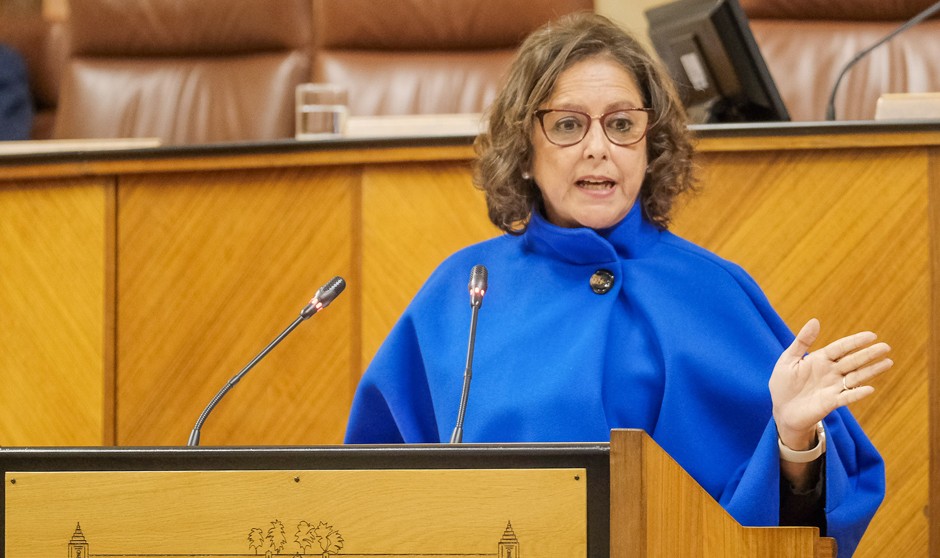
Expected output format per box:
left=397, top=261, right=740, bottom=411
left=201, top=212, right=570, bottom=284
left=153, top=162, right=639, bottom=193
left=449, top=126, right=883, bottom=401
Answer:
left=473, top=12, right=696, bottom=234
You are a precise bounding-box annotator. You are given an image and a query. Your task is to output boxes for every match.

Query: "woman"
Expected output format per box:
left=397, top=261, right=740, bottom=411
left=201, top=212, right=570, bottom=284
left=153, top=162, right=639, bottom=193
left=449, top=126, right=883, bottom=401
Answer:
left=345, top=12, right=889, bottom=556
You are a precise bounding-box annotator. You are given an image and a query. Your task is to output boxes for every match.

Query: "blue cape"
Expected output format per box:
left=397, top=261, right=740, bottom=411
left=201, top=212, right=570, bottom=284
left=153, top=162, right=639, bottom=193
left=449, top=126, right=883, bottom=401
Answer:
left=346, top=202, right=884, bottom=556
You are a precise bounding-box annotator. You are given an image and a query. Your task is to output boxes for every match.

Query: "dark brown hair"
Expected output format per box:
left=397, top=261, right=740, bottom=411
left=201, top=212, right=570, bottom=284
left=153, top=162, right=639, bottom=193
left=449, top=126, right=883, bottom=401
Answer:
left=474, top=12, right=696, bottom=233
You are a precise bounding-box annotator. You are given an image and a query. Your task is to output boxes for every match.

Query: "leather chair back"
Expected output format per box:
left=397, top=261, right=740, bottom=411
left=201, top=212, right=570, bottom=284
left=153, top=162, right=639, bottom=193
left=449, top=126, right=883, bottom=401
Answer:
left=0, top=11, right=68, bottom=139
left=53, top=0, right=311, bottom=144
left=311, top=0, right=594, bottom=116
left=740, top=0, right=940, bottom=120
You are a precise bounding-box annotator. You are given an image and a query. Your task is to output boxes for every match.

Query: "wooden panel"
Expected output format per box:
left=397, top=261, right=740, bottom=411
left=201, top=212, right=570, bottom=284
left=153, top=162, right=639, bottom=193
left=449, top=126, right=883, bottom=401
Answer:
left=0, top=143, right=477, bottom=182
left=610, top=430, right=823, bottom=557
left=5, top=468, right=585, bottom=557
left=0, top=132, right=936, bottom=555
left=116, top=166, right=356, bottom=446
left=671, top=147, right=930, bottom=558
left=360, top=161, right=499, bottom=366
left=0, top=177, right=110, bottom=445
left=693, top=129, right=940, bottom=154
left=930, top=147, right=940, bottom=558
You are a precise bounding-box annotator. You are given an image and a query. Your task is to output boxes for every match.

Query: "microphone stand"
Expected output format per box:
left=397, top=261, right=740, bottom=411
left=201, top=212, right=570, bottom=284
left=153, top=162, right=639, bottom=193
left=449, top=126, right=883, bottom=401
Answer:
left=187, top=315, right=306, bottom=447
left=186, top=276, right=346, bottom=446
left=450, top=303, right=480, bottom=444
left=825, top=0, right=940, bottom=120
left=450, top=264, right=487, bottom=444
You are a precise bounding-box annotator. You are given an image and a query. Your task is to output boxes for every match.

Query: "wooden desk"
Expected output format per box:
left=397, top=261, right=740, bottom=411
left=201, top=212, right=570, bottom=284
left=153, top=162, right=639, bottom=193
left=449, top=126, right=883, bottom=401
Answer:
left=684, top=122, right=939, bottom=558
left=0, top=121, right=937, bottom=557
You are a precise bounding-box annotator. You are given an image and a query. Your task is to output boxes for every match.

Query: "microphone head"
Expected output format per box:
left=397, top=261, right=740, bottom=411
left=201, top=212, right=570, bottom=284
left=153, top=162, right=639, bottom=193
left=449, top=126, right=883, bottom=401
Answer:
left=315, top=276, right=346, bottom=307
left=468, top=264, right=487, bottom=307
left=301, top=276, right=346, bottom=318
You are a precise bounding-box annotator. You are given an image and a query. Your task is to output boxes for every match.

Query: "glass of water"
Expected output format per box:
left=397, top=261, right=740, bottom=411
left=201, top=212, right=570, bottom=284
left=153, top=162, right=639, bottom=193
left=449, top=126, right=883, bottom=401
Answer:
left=295, top=83, right=349, bottom=140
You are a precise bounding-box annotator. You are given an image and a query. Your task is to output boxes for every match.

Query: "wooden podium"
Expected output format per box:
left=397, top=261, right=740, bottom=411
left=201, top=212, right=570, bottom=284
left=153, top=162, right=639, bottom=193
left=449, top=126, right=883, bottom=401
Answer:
left=1, top=430, right=831, bottom=557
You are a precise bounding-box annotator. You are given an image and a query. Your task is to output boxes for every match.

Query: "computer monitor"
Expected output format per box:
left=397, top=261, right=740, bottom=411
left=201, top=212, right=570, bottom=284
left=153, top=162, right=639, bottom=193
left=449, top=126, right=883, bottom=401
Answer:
left=644, top=0, right=790, bottom=124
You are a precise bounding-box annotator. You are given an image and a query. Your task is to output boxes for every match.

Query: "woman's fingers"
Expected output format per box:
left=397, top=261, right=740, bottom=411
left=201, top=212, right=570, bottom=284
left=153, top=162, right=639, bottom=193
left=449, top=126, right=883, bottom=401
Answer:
left=820, top=330, right=879, bottom=362
left=838, top=384, right=876, bottom=406
left=781, top=318, right=821, bottom=363
left=833, top=342, right=892, bottom=375
left=842, top=357, right=893, bottom=391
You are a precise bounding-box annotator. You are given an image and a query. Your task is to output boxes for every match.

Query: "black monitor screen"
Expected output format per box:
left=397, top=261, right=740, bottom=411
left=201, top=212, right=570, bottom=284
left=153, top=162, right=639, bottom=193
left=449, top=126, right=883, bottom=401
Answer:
left=645, top=0, right=790, bottom=123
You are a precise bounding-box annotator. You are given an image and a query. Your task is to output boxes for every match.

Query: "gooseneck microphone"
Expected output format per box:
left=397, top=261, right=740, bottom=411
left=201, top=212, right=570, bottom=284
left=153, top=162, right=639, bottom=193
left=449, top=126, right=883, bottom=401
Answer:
left=186, top=276, right=346, bottom=446
left=450, top=264, right=488, bottom=444
left=825, top=0, right=940, bottom=120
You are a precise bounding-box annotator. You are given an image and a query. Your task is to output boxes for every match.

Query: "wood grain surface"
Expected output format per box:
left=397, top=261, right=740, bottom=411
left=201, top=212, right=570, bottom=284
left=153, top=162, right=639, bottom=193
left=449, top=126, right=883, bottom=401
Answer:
left=0, top=130, right=936, bottom=557
left=6, top=468, right=585, bottom=557
left=611, top=430, right=827, bottom=557
left=117, top=166, right=357, bottom=446
left=0, top=177, right=111, bottom=445
left=673, top=146, right=930, bottom=558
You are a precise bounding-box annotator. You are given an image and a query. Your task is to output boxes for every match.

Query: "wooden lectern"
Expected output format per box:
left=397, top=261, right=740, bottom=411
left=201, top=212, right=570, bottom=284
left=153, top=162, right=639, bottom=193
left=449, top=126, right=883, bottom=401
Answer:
left=1, top=430, right=832, bottom=557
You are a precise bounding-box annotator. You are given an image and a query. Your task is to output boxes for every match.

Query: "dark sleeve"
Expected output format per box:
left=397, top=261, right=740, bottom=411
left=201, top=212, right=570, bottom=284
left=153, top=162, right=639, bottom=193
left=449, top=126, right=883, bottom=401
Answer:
left=0, top=44, right=34, bottom=141
left=779, top=455, right=826, bottom=532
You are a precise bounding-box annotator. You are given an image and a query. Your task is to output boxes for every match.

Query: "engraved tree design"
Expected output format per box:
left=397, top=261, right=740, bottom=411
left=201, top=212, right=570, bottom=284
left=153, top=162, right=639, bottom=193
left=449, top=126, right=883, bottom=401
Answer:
left=249, top=518, right=343, bottom=556
left=294, top=520, right=317, bottom=554
left=247, top=527, right=265, bottom=554
left=266, top=519, right=288, bottom=554
left=312, top=521, right=344, bottom=557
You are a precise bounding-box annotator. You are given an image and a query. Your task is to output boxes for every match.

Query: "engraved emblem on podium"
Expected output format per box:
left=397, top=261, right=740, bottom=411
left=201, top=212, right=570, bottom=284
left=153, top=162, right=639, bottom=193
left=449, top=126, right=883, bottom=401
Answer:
left=65, top=518, right=522, bottom=557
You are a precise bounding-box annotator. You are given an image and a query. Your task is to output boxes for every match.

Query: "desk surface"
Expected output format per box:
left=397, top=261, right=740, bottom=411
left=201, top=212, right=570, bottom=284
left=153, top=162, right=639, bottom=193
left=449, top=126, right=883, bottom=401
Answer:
left=1, top=120, right=938, bottom=175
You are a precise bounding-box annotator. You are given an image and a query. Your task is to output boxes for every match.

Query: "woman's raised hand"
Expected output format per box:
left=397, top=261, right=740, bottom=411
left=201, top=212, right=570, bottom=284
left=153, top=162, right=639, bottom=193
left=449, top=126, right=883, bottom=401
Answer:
left=769, top=318, right=893, bottom=451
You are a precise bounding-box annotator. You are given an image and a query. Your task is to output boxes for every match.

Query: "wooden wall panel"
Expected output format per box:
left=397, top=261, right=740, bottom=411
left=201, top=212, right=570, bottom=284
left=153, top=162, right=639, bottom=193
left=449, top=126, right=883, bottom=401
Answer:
left=116, top=167, right=357, bottom=446
left=671, top=147, right=930, bottom=558
left=0, top=177, right=110, bottom=445
left=360, top=161, right=499, bottom=367
left=929, top=147, right=940, bottom=558
left=0, top=131, right=936, bottom=555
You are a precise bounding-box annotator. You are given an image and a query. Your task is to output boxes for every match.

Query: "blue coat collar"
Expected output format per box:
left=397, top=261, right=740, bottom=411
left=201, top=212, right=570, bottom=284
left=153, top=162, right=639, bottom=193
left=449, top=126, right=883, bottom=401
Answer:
left=523, top=201, right=661, bottom=264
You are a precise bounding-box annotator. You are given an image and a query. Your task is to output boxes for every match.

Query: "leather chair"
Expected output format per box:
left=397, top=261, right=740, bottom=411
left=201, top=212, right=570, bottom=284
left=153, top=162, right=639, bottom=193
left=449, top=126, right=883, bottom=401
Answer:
left=740, top=0, right=940, bottom=121
left=311, top=0, right=594, bottom=116
left=0, top=10, right=69, bottom=139
left=53, top=0, right=311, bottom=144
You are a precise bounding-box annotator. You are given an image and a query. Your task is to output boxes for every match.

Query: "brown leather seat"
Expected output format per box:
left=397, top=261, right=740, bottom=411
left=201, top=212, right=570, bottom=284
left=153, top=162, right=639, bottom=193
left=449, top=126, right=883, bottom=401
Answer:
left=53, top=0, right=311, bottom=144
left=311, top=0, right=594, bottom=116
left=0, top=10, right=69, bottom=139
left=740, top=0, right=940, bottom=121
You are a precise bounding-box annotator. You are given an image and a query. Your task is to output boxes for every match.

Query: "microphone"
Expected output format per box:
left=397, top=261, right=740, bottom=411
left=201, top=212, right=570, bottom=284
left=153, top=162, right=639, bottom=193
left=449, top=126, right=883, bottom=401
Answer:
left=825, top=0, right=940, bottom=120
left=450, top=264, right=488, bottom=444
left=186, top=276, right=347, bottom=446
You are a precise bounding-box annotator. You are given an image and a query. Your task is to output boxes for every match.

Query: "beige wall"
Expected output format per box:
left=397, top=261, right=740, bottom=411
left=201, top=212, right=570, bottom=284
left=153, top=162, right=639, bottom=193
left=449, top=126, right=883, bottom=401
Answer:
left=595, top=0, right=673, bottom=38
left=0, top=0, right=67, bottom=18
left=41, top=0, right=65, bottom=19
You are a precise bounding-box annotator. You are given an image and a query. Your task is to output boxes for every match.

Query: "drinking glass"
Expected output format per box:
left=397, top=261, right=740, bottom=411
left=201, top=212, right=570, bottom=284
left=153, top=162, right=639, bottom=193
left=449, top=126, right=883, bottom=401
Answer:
left=295, top=83, right=348, bottom=140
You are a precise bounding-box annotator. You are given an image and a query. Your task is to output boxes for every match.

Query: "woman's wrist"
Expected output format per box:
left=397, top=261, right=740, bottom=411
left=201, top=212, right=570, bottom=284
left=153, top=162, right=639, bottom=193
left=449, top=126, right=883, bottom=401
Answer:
left=778, top=421, right=826, bottom=463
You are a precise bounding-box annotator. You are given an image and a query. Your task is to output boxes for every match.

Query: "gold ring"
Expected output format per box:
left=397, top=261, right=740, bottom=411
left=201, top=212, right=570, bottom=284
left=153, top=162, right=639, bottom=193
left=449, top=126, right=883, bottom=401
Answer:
left=842, top=375, right=851, bottom=391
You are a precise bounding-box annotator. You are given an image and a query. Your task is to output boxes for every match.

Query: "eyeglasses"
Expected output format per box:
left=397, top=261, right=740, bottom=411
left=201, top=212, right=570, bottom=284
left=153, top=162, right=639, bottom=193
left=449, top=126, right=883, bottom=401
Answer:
left=533, top=108, right=653, bottom=147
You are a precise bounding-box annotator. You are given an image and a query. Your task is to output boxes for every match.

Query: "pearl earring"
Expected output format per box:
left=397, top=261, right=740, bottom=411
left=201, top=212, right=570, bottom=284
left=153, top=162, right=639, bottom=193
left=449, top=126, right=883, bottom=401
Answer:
left=522, top=172, right=532, bottom=180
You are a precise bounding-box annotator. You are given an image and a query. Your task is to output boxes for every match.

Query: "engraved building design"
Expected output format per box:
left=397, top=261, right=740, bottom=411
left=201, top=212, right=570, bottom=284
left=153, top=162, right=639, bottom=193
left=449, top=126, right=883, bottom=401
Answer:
left=68, top=523, right=89, bottom=558
left=498, top=520, right=520, bottom=558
